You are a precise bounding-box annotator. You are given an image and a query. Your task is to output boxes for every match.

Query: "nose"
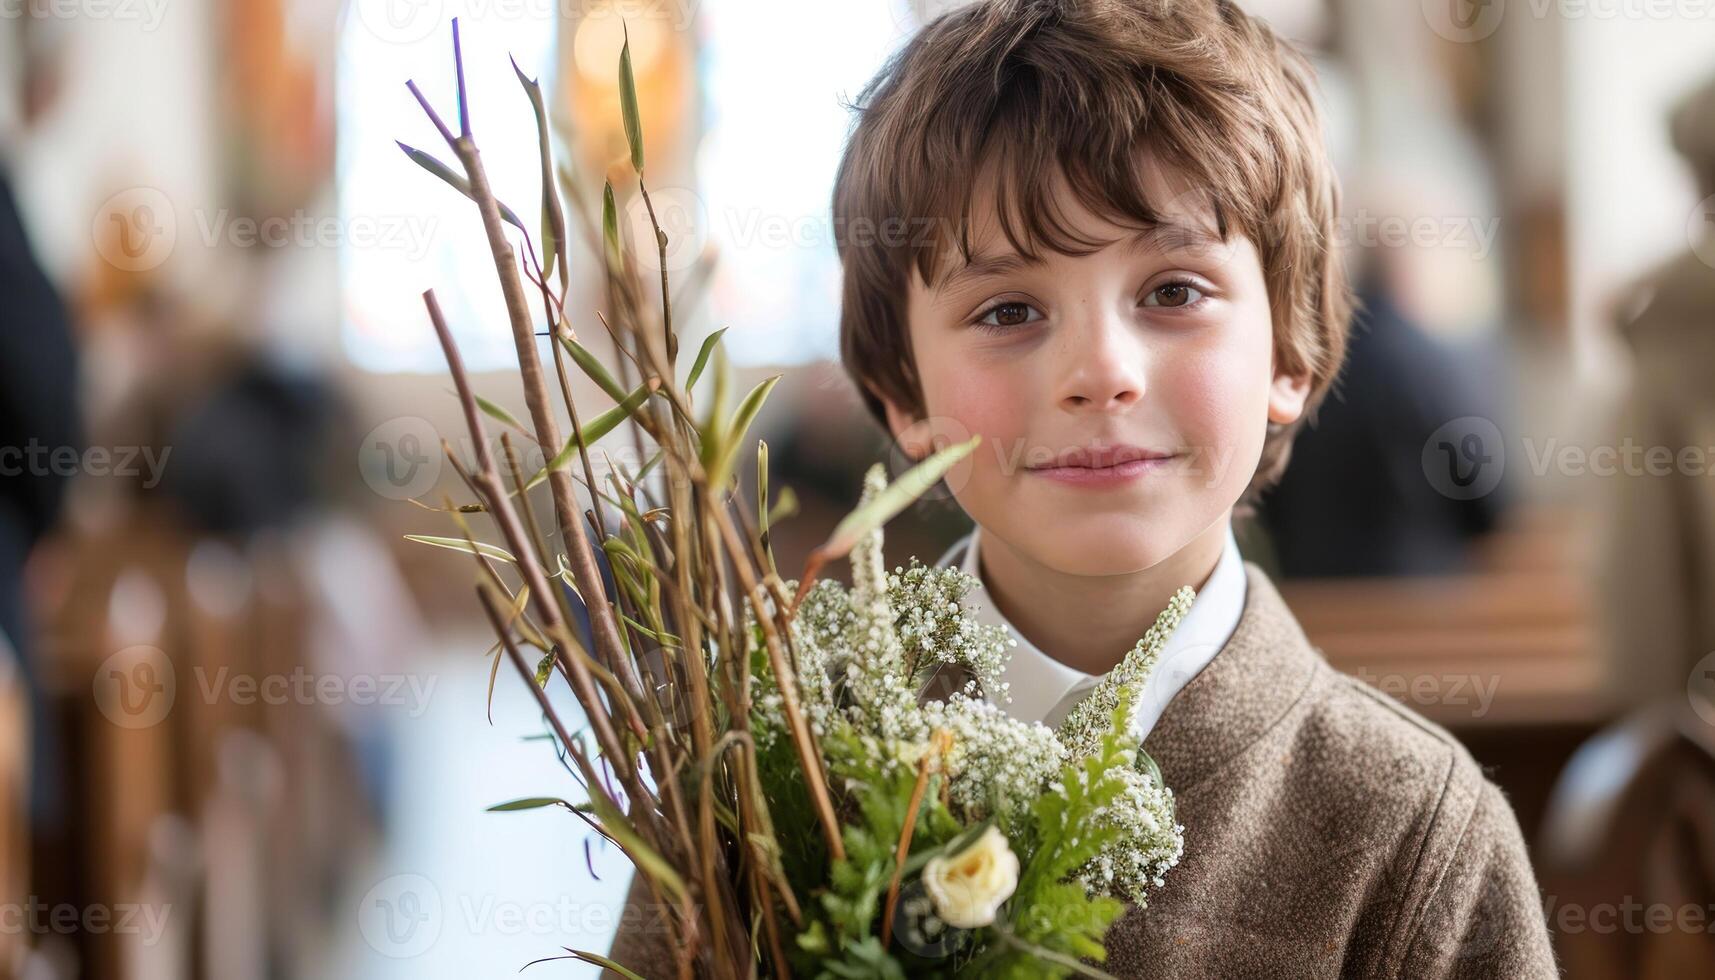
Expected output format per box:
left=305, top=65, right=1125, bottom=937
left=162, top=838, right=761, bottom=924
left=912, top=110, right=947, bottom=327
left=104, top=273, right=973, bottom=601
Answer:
left=1056, top=304, right=1145, bottom=413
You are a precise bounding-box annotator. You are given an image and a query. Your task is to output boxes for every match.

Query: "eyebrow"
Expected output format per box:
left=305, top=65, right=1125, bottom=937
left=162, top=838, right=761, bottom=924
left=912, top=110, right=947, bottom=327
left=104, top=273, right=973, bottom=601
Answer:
left=932, top=221, right=1228, bottom=295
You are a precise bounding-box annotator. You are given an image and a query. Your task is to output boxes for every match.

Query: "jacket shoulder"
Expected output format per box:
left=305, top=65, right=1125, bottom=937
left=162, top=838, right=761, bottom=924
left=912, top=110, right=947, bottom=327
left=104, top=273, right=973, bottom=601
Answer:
left=1294, top=668, right=1553, bottom=973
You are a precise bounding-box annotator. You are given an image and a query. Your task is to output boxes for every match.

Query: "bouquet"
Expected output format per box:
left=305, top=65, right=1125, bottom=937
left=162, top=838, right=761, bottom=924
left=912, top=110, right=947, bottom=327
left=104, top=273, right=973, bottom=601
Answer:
left=398, top=21, right=1192, bottom=978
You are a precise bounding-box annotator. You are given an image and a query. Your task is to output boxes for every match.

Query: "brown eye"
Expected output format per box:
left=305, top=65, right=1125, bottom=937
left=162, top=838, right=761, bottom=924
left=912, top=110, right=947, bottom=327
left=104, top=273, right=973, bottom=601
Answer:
left=975, top=301, right=1041, bottom=331
left=1143, top=280, right=1206, bottom=309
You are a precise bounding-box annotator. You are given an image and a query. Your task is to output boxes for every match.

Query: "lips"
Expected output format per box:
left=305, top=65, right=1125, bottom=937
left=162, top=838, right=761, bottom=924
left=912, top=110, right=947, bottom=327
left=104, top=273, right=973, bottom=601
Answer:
left=1030, top=444, right=1176, bottom=470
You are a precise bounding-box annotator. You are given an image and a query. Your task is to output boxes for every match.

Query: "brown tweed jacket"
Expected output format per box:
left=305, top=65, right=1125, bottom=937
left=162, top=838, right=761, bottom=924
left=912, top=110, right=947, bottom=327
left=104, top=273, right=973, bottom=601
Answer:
left=604, top=562, right=1560, bottom=978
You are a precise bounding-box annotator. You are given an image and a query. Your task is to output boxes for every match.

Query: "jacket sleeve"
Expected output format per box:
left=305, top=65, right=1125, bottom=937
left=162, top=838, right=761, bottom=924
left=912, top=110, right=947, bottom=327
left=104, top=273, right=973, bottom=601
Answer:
left=601, top=871, right=680, bottom=979
left=1397, top=781, right=1560, bottom=979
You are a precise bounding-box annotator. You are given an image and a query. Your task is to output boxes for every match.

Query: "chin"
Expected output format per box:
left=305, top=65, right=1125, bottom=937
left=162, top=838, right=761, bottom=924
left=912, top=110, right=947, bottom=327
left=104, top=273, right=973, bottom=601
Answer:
left=1011, top=515, right=1190, bottom=577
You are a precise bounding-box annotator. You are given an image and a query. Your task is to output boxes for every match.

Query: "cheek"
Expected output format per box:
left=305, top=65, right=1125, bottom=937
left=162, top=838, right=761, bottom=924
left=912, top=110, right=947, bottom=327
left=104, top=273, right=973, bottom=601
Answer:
left=1160, top=333, right=1268, bottom=441
left=916, top=342, right=1032, bottom=446
left=912, top=345, right=1034, bottom=505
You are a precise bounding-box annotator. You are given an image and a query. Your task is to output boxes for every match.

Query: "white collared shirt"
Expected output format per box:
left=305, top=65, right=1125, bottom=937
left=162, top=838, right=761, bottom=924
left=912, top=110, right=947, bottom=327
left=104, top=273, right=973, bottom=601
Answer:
left=934, top=523, right=1248, bottom=740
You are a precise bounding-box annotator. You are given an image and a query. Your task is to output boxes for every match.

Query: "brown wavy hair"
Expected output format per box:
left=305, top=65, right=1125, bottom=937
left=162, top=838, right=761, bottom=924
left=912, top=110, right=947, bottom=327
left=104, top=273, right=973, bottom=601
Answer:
left=832, top=0, right=1352, bottom=510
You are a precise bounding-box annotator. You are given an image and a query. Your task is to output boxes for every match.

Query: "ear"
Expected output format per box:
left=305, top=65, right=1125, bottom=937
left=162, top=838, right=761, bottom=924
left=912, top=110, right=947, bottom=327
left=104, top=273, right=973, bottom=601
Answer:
left=1267, top=368, right=1312, bottom=426
left=876, top=389, right=929, bottom=462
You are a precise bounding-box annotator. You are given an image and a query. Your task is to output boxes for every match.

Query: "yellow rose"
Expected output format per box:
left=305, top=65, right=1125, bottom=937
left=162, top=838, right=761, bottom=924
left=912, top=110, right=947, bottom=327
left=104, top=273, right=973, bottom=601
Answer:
left=921, top=826, right=1019, bottom=929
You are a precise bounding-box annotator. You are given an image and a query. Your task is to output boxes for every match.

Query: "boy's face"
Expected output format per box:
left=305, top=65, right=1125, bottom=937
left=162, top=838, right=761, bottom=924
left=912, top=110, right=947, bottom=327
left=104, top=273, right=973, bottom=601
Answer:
left=884, top=156, right=1310, bottom=577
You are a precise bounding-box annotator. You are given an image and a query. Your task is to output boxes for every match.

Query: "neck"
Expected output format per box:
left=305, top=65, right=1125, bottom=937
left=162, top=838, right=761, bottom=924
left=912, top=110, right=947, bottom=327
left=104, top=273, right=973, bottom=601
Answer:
left=975, top=515, right=1230, bottom=675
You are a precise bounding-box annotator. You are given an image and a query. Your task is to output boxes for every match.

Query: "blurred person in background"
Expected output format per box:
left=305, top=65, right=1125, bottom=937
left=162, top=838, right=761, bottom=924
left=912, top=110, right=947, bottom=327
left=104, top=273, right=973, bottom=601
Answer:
left=1597, top=72, right=1715, bottom=711
left=1258, top=268, right=1510, bottom=577
left=0, top=13, right=80, bottom=827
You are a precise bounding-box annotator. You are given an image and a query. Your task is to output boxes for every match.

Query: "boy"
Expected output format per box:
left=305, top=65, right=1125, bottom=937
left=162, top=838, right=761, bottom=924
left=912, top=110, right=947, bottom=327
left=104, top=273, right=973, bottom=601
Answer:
left=835, top=1, right=1557, bottom=977
left=610, top=1, right=1558, bottom=975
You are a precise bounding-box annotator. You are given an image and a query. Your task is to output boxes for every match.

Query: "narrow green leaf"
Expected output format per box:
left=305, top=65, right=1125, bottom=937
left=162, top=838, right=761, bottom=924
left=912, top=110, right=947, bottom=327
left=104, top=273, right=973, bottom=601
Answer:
left=823, top=436, right=981, bottom=557
left=512, top=57, right=566, bottom=285
left=554, top=553, right=581, bottom=601
left=485, top=637, right=504, bottom=724
left=683, top=326, right=727, bottom=391
left=523, top=383, right=652, bottom=492
left=583, top=382, right=654, bottom=441
left=403, top=534, right=516, bottom=564
left=602, top=180, right=623, bottom=273
left=485, top=585, right=530, bottom=724
left=487, top=797, right=573, bottom=812
left=473, top=394, right=528, bottom=435
left=618, top=25, right=644, bottom=174
left=707, top=374, right=781, bottom=491
left=758, top=440, right=782, bottom=577
left=767, top=485, right=798, bottom=526
left=561, top=951, right=646, bottom=980
left=559, top=335, right=630, bottom=403
left=397, top=141, right=527, bottom=231
left=756, top=440, right=770, bottom=537
left=619, top=613, right=678, bottom=645
left=585, top=791, right=687, bottom=902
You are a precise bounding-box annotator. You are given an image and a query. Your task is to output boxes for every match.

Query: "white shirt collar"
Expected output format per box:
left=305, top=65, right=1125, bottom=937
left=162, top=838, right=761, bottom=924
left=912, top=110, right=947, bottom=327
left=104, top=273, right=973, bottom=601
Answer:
left=934, top=522, right=1248, bottom=741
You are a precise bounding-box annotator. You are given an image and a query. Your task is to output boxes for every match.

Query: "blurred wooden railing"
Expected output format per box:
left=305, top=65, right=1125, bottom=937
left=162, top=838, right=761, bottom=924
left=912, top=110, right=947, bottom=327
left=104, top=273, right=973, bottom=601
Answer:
left=1278, top=506, right=1610, bottom=728
left=31, top=502, right=375, bottom=978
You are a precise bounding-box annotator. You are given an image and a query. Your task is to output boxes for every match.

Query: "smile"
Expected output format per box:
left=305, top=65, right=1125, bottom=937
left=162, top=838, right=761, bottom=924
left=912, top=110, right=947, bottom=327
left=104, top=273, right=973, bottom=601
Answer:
left=1026, top=449, right=1178, bottom=488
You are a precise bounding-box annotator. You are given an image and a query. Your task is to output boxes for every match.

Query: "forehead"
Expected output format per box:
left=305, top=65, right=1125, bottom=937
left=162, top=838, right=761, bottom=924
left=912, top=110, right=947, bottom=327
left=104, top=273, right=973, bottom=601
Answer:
left=923, top=148, right=1228, bottom=290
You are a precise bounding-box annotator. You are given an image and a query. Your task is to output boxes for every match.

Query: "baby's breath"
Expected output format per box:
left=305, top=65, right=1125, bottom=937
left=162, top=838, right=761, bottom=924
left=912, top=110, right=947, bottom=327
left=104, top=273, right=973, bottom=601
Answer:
left=752, top=462, right=1192, bottom=909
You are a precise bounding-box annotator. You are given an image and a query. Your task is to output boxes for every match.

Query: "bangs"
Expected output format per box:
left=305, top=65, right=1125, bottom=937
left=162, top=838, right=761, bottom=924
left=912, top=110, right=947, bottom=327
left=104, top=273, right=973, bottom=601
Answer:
left=898, top=37, right=1273, bottom=290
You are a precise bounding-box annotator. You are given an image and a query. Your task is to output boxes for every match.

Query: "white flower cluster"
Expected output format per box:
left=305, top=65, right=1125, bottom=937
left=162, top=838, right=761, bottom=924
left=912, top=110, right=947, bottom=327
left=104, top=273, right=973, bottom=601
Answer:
left=1054, top=586, right=1196, bottom=758
left=1068, top=749, right=1185, bottom=904
left=755, top=463, right=1191, bottom=905
left=886, top=559, right=1014, bottom=703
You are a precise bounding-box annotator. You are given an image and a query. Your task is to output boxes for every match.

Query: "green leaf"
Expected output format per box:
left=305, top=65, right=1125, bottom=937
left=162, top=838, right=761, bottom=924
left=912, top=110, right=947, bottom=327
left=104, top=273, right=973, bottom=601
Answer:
left=822, top=436, right=981, bottom=557
left=618, top=25, right=644, bottom=174
left=602, top=180, right=623, bottom=273
left=585, top=790, right=688, bottom=903
left=524, top=382, right=652, bottom=491
left=559, top=950, right=646, bottom=980
left=403, top=534, right=516, bottom=564
left=473, top=393, right=528, bottom=435
left=756, top=440, right=770, bottom=537
left=704, top=374, right=781, bottom=492
left=486, top=797, right=573, bottom=812
left=683, top=326, right=727, bottom=391
left=559, top=335, right=630, bottom=403
left=767, top=485, right=798, bottom=526
left=485, top=586, right=530, bottom=723
left=512, top=57, right=565, bottom=284
left=397, top=141, right=527, bottom=231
